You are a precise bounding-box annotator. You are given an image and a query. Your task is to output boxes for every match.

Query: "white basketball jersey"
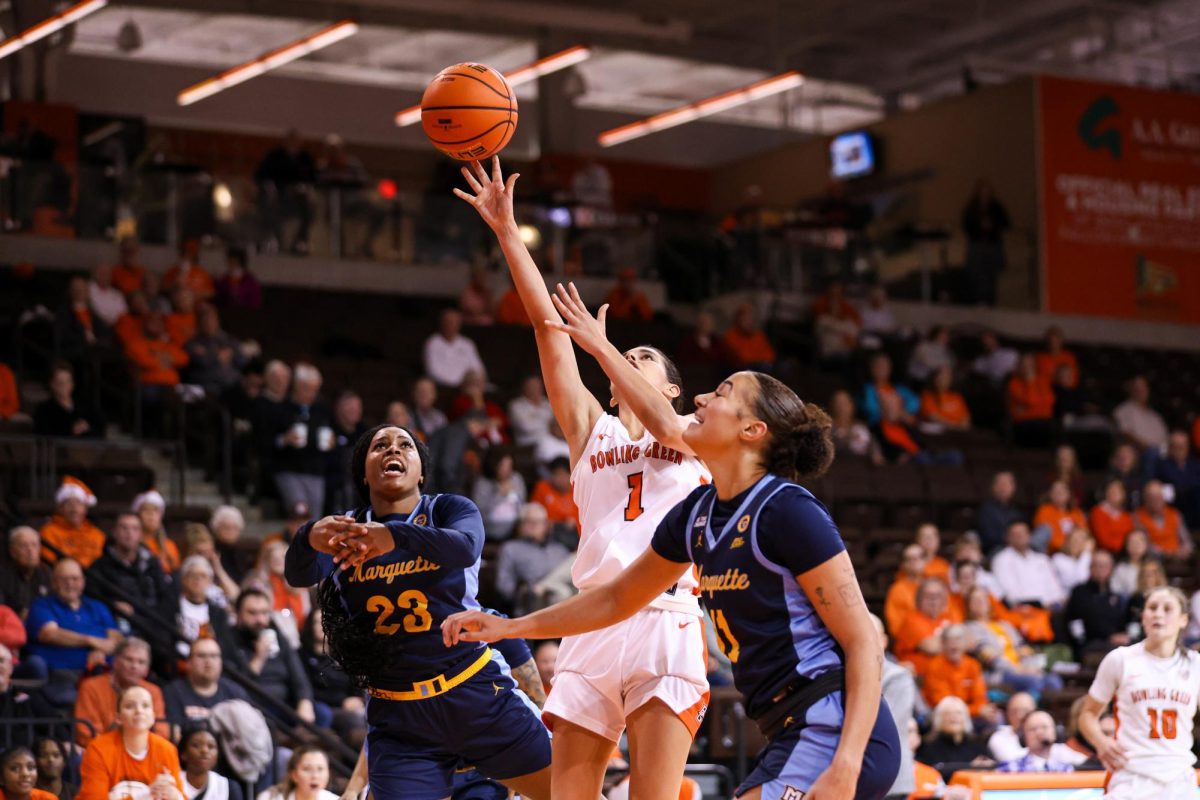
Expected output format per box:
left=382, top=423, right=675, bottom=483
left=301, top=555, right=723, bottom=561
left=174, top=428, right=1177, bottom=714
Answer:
left=1088, top=642, right=1200, bottom=780
left=570, top=413, right=709, bottom=615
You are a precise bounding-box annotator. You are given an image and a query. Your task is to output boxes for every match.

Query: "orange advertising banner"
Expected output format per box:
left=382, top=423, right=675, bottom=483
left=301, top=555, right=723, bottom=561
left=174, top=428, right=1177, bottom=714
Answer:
left=1038, top=75, right=1200, bottom=323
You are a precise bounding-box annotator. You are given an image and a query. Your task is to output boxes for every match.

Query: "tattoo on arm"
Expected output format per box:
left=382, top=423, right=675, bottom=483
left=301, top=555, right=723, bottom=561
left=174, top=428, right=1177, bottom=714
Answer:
left=815, top=586, right=832, bottom=609
left=837, top=579, right=863, bottom=608
left=512, top=660, right=547, bottom=709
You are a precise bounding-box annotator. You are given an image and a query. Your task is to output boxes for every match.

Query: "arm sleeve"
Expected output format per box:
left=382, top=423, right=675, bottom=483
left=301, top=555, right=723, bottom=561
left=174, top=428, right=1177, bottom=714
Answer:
left=284, top=521, right=334, bottom=588
left=384, top=495, right=485, bottom=569
left=1088, top=647, right=1124, bottom=705
left=757, top=490, right=846, bottom=576
left=650, top=489, right=701, bottom=564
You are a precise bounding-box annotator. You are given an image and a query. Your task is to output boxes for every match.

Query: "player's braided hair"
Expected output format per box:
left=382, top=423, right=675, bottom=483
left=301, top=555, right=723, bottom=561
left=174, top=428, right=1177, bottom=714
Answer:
left=317, top=570, right=396, bottom=690
left=749, top=372, right=834, bottom=482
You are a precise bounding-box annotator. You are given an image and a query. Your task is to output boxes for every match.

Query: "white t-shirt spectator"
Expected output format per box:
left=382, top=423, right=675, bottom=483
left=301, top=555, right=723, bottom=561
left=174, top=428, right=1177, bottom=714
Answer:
left=991, top=546, right=1066, bottom=608
left=422, top=333, right=485, bottom=388
left=860, top=304, right=897, bottom=336
left=89, top=281, right=127, bottom=326
left=973, top=348, right=1019, bottom=383
left=1112, top=401, right=1169, bottom=450
left=508, top=395, right=554, bottom=448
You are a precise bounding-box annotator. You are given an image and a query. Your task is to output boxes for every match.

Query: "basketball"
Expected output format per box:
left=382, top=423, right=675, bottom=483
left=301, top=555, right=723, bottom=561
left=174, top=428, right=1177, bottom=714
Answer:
left=420, top=62, right=518, bottom=161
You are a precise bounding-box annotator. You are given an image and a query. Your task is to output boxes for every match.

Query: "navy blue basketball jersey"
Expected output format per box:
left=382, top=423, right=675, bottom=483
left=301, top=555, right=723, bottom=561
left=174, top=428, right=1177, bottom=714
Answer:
left=286, top=493, right=487, bottom=686
left=651, top=474, right=845, bottom=718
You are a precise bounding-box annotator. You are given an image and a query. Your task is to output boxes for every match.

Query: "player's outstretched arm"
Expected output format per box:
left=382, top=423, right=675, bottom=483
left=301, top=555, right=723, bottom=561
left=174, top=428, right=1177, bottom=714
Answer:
left=548, top=281, right=695, bottom=456
left=455, top=157, right=601, bottom=465
left=798, top=551, right=884, bottom=798
left=442, top=548, right=689, bottom=646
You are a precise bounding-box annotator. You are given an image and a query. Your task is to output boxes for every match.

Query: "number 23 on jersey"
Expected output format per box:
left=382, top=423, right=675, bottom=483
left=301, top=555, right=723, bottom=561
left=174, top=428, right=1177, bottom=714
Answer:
left=368, top=590, right=432, bottom=635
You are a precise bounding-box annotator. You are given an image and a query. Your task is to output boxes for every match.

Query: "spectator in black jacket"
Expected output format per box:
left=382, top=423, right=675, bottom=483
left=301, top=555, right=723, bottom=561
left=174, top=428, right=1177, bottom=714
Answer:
left=0, top=526, right=52, bottom=619
left=32, top=363, right=103, bottom=439
left=87, top=513, right=170, bottom=624
left=162, top=638, right=249, bottom=733
left=233, top=589, right=315, bottom=724
left=255, top=129, right=315, bottom=254
left=55, top=276, right=113, bottom=363
left=265, top=363, right=333, bottom=514
left=299, top=607, right=365, bottom=743
left=1065, top=549, right=1129, bottom=658
left=326, top=390, right=368, bottom=513
left=977, top=471, right=1024, bottom=556
left=184, top=304, right=244, bottom=396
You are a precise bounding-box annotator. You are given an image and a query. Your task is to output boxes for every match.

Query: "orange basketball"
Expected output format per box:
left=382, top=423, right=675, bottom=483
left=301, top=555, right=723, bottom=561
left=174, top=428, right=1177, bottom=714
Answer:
left=421, top=63, right=518, bottom=161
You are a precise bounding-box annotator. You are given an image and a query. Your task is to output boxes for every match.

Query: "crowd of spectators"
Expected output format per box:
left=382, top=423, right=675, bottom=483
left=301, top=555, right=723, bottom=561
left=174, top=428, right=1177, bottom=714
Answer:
left=3, top=239, right=1200, bottom=798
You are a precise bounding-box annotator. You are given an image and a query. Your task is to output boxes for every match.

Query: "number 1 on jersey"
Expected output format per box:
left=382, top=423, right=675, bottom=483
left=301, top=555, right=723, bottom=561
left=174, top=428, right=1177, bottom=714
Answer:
left=1148, top=708, right=1178, bottom=739
left=625, top=472, right=645, bottom=521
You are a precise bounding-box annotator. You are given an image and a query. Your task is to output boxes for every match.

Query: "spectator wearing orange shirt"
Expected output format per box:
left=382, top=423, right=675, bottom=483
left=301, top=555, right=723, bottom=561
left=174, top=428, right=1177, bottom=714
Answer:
left=110, top=237, right=146, bottom=296
left=39, top=477, right=106, bottom=567
left=73, top=638, right=167, bottom=746
left=1007, top=353, right=1056, bottom=448
left=496, top=282, right=531, bottom=326
left=165, top=287, right=197, bottom=347
left=77, top=685, right=185, bottom=800
left=603, top=267, right=653, bottom=321
left=125, top=314, right=188, bottom=388
left=921, top=625, right=996, bottom=722
left=1134, top=480, right=1193, bottom=557
left=1033, top=480, right=1088, bottom=553
left=0, top=361, right=21, bottom=421
left=914, top=523, right=952, bottom=583
left=529, top=457, right=578, bottom=539
left=1034, top=325, right=1078, bottom=388
left=885, top=544, right=928, bottom=635
left=722, top=302, right=776, bottom=370
left=893, top=578, right=953, bottom=675
left=132, top=490, right=181, bottom=575
left=919, top=366, right=971, bottom=430
left=1090, top=478, right=1135, bottom=553
left=162, top=240, right=215, bottom=302
left=114, top=290, right=150, bottom=348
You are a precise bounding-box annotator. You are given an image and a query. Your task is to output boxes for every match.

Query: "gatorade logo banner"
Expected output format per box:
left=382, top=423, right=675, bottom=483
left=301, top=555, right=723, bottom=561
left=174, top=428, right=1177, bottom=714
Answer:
left=1038, top=75, right=1200, bottom=323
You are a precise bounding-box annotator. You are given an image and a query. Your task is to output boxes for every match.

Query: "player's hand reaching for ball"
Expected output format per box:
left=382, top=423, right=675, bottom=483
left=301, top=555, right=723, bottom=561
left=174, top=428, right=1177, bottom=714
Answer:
left=546, top=282, right=609, bottom=356
left=442, top=609, right=515, bottom=646
left=454, top=156, right=519, bottom=234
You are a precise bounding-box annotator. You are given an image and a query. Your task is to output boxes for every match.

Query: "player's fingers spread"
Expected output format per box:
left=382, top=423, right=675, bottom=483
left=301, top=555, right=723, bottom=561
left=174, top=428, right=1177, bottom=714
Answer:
left=460, top=167, right=482, bottom=193
left=505, top=173, right=520, bottom=194
left=491, top=155, right=502, bottom=182
left=567, top=281, right=585, bottom=307
left=452, top=188, right=477, bottom=205
left=472, top=158, right=489, bottom=183
left=597, top=304, right=609, bottom=326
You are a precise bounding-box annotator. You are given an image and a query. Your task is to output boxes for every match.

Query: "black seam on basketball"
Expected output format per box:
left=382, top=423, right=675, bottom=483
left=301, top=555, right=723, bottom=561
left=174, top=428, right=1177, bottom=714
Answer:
left=438, top=72, right=511, bottom=100
left=422, top=105, right=515, bottom=112
left=427, top=119, right=515, bottom=145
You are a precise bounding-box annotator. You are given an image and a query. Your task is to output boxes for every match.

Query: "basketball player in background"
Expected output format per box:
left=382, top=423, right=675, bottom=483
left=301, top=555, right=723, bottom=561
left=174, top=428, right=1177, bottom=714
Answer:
left=1079, top=585, right=1200, bottom=799
left=454, top=157, right=710, bottom=800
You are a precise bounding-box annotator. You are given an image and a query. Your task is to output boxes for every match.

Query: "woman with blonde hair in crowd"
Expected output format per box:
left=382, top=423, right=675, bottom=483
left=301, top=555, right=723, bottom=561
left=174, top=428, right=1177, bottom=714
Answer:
left=255, top=746, right=336, bottom=800
left=915, top=696, right=993, bottom=778
left=961, top=586, right=1063, bottom=698
left=1110, top=529, right=1150, bottom=598
left=1051, top=527, right=1093, bottom=592
left=184, top=524, right=239, bottom=605
left=77, top=685, right=185, bottom=800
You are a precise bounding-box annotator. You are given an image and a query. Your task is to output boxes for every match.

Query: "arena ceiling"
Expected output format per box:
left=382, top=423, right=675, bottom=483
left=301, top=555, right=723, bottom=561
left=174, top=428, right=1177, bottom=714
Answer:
left=56, top=0, right=1200, bottom=158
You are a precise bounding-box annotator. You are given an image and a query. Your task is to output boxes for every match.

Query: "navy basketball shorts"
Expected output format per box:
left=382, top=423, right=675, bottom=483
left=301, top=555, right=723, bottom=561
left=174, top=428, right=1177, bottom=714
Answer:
left=737, top=693, right=900, bottom=800
left=366, top=652, right=552, bottom=800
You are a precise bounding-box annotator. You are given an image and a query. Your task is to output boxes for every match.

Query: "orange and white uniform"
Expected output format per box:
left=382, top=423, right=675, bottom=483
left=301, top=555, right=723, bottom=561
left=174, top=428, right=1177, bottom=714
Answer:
left=1088, top=642, right=1200, bottom=799
left=544, top=413, right=710, bottom=742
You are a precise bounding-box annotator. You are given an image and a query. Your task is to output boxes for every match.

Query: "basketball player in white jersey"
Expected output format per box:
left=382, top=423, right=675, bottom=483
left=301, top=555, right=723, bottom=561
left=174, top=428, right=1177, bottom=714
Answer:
left=1080, top=585, right=1200, bottom=799
left=455, top=157, right=710, bottom=800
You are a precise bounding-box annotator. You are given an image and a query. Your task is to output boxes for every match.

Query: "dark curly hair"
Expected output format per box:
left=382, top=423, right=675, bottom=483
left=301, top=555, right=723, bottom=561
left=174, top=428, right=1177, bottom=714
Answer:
left=749, top=372, right=834, bottom=482
left=350, top=423, right=431, bottom=506
left=318, top=572, right=396, bottom=690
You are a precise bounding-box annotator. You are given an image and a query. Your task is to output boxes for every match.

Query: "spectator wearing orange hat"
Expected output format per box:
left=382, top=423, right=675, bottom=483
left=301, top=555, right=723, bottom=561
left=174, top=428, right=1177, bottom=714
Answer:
left=1134, top=480, right=1193, bottom=557
left=162, top=240, right=215, bottom=302
left=722, top=302, right=777, bottom=371
left=39, top=477, right=106, bottom=567
left=603, top=268, right=653, bottom=321
left=132, top=490, right=181, bottom=575
left=110, top=237, right=147, bottom=296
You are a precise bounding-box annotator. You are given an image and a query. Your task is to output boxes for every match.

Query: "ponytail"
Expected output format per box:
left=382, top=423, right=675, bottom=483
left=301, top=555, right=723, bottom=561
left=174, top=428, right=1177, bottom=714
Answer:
left=749, top=372, right=834, bottom=482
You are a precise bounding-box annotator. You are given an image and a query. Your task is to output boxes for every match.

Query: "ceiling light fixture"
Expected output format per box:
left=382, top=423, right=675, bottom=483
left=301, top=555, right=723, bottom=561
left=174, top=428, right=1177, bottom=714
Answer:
left=394, top=44, right=592, bottom=126
left=0, top=0, right=109, bottom=61
left=597, top=70, right=804, bottom=147
left=177, top=19, right=359, bottom=106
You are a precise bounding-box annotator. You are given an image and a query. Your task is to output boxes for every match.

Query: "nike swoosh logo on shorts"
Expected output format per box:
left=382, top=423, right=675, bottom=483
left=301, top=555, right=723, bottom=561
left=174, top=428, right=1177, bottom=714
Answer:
left=678, top=621, right=691, bottom=629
